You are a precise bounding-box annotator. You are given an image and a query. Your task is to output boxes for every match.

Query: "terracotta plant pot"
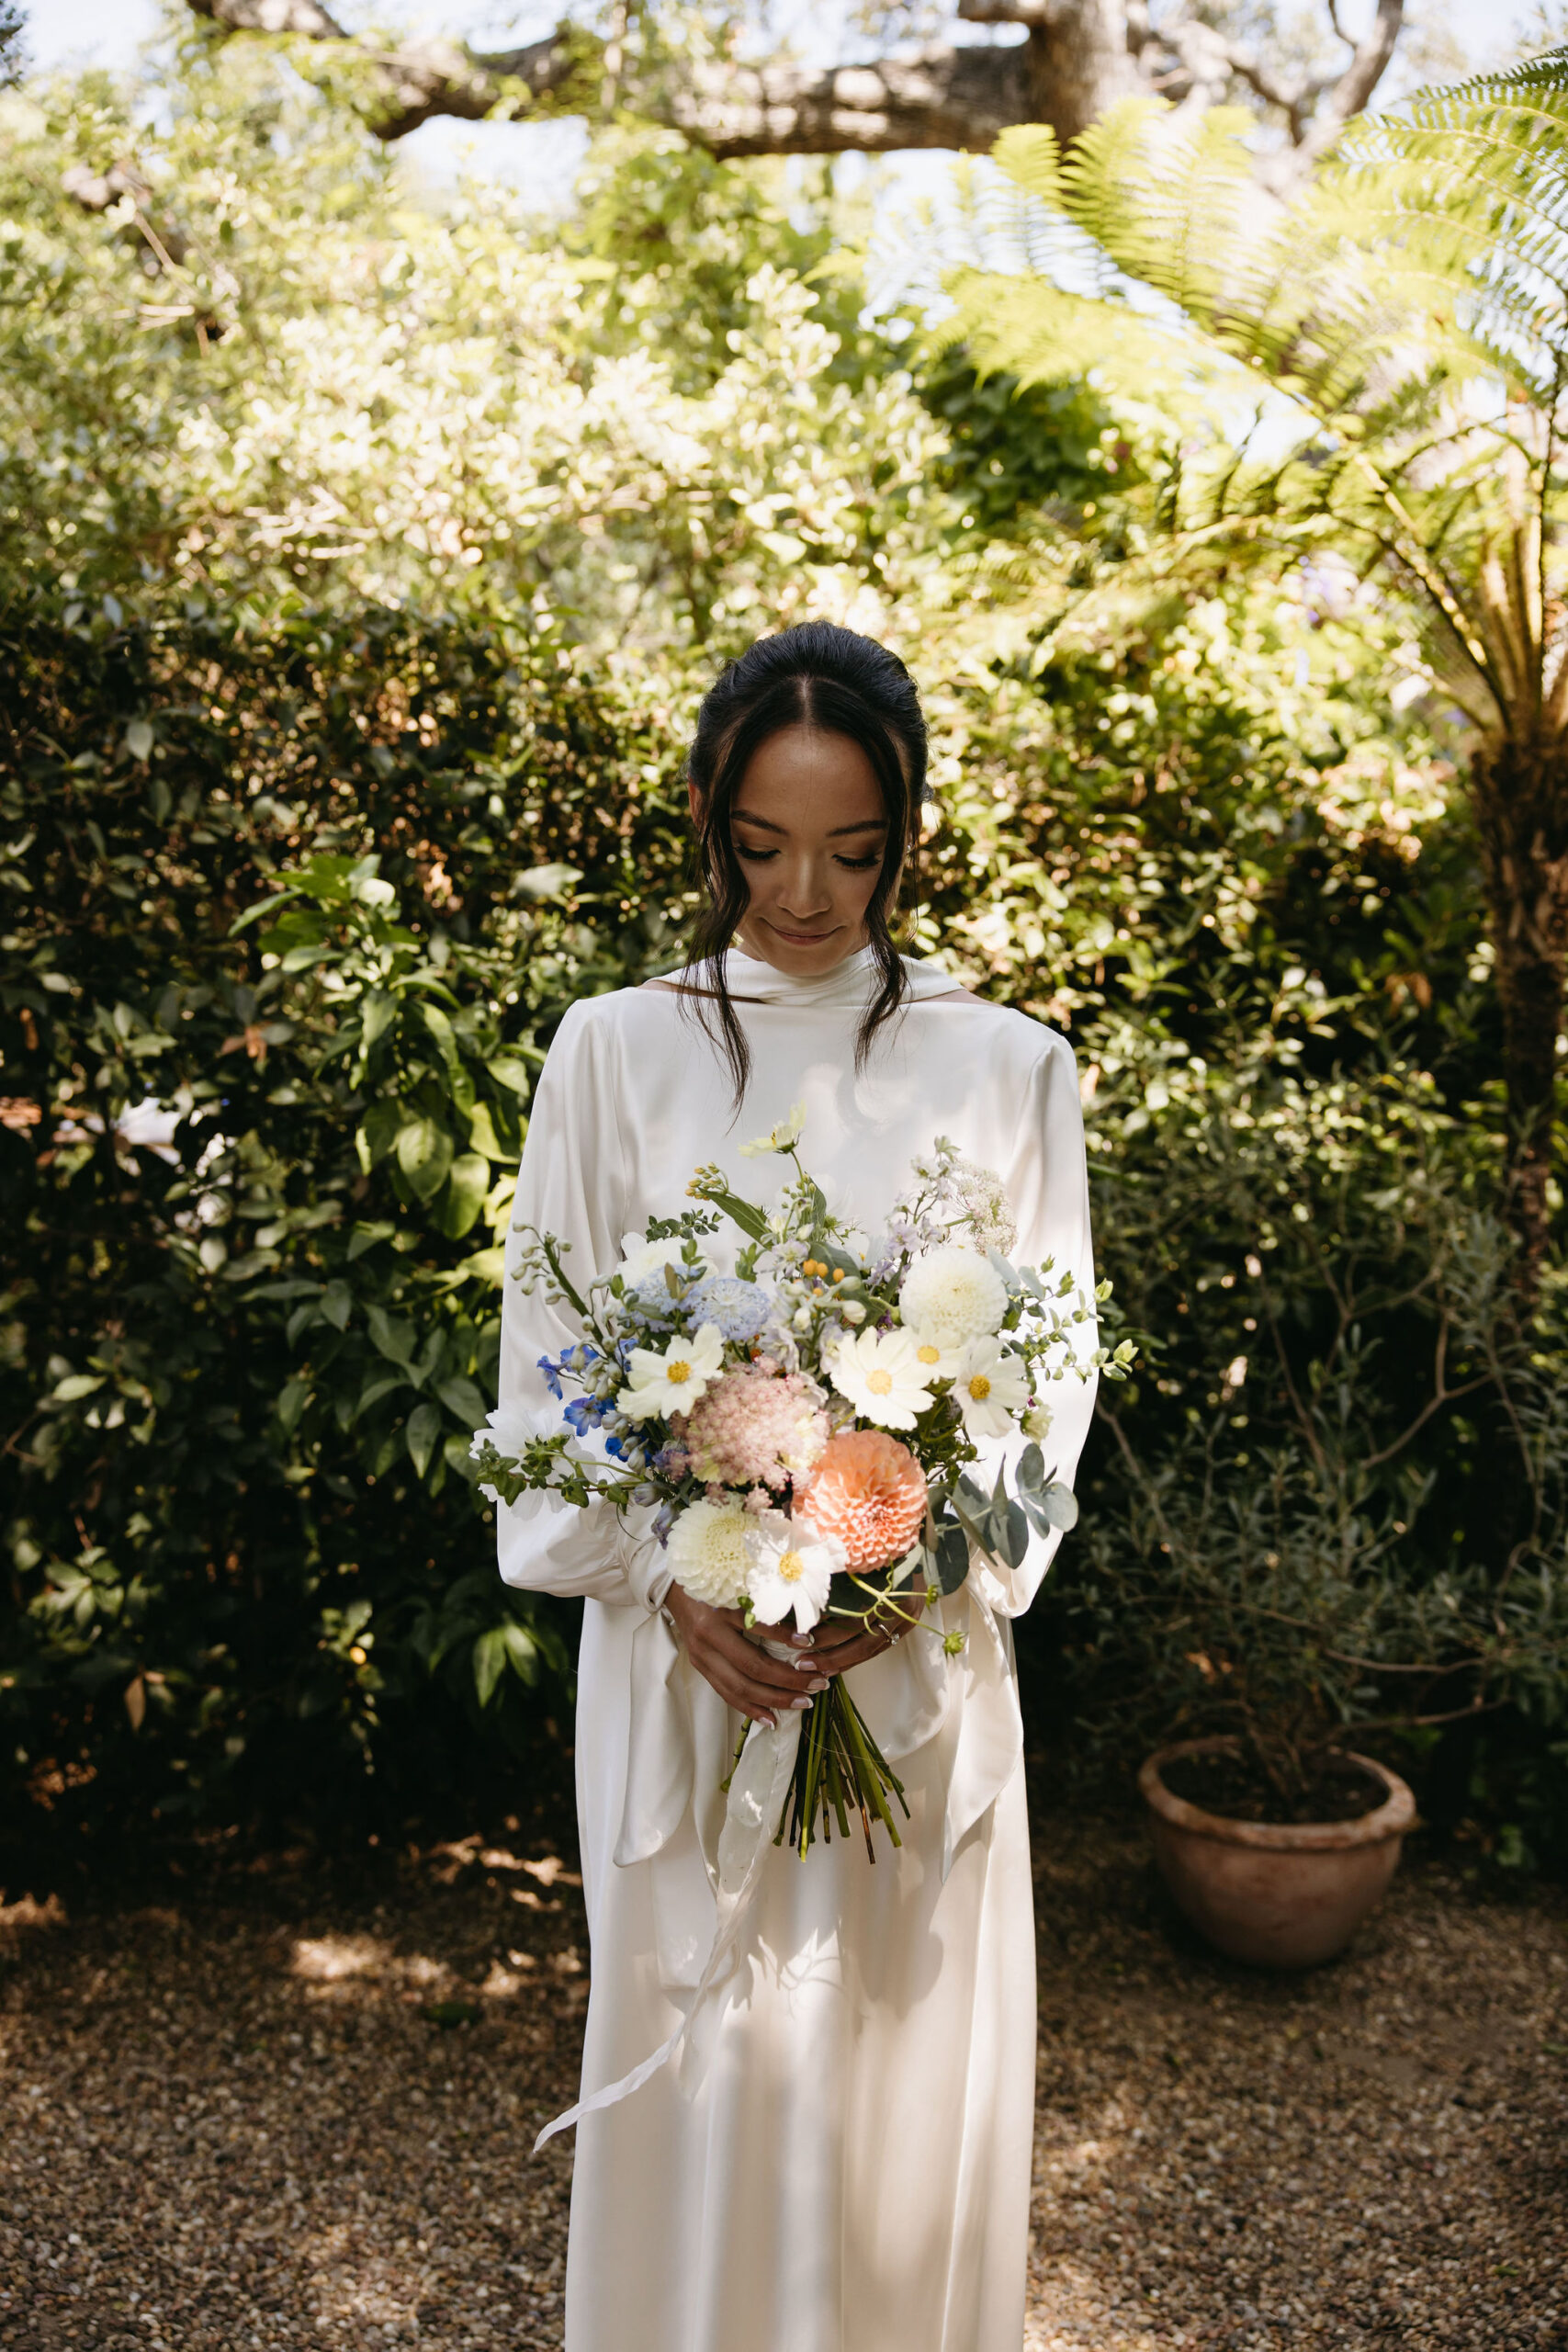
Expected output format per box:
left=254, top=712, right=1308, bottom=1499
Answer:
left=1139, top=1736, right=1416, bottom=1970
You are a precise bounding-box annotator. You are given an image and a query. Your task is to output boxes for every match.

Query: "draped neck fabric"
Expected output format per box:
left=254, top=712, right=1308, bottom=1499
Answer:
left=659, top=944, right=968, bottom=1011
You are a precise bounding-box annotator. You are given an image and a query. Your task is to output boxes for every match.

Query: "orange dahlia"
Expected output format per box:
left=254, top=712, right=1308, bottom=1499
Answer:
left=795, top=1429, right=928, bottom=1570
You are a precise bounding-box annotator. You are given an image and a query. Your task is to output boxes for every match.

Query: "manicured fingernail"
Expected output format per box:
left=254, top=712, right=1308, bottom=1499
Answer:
left=789, top=1696, right=811, bottom=1712
left=793, top=1656, right=818, bottom=1673
left=759, top=1713, right=776, bottom=1728
left=808, top=1677, right=829, bottom=1693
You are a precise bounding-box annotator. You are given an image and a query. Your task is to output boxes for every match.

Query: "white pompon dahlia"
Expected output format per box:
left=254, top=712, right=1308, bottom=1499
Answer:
left=666, top=1498, right=752, bottom=1610
left=826, top=1326, right=938, bottom=1431
left=744, top=1511, right=845, bottom=1634
left=898, top=1245, right=1009, bottom=1351
left=949, top=1337, right=1031, bottom=1440
left=616, top=1322, right=725, bottom=1419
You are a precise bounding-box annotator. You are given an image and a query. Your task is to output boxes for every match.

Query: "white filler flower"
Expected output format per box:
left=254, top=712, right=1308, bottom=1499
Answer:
left=738, top=1100, right=807, bottom=1158
left=1022, top=1400, right=1055, bottom=1443
left=898, top=1245, right=1009, bottom=1352
left=827, top=1326, right=938, bottom=1431
left=617, top=1321, right=725, bottom=1419
left=744, top=1511, right=845, bottom=1633
left=666, top=1498, right=752, bottom=1610
left=950, top=1338, right=1031, bottom=1441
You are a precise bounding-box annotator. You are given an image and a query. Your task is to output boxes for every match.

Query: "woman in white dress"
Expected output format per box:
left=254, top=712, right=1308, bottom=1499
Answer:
left=495, top=623, right=1097, bottom=2352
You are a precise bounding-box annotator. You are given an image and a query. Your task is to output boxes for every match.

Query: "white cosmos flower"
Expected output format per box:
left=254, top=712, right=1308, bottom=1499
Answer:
left=950, top=1337, right=1031, bottom=1440
left=471, top=1399, right=532, bottom=1461
left=898, top=1245, right=1009, bottom=1351
left=666, top=1498, right=751, bottom=1610
left=617, top=1229, right=696, bottom=1289
left=826, top=1326, right=937, bottom=1431
left=616, top=1321, right=726, bottom=1419
left=738, top=1100, right=807, bottom=1158
left=744, top=1510, right=845, bottom=1634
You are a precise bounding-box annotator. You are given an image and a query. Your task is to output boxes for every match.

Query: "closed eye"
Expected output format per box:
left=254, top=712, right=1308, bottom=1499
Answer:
left=735, top=842, right=882, bottom=871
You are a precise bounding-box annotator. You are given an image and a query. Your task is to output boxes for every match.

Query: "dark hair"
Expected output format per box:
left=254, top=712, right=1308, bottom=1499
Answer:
left=680, top=622, right=928, bottom=1102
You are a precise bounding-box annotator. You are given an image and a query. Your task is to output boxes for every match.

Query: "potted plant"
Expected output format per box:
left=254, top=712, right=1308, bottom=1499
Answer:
left=1069, top=1128, right=1567, bottom=1969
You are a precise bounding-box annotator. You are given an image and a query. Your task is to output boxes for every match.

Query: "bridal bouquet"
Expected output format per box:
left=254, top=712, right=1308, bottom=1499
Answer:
left=471, top=1111, right=1129, bottom=1860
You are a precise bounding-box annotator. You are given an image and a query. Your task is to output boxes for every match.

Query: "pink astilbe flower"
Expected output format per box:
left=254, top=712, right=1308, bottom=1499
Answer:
left=795, top=1430, right=928, bottom=1570
left=676, top=1366, right=829, bottom=1491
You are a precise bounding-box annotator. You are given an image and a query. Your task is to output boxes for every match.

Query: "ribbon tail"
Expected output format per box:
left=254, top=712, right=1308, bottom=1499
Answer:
left=533, top=1709, right=802, bottom=2154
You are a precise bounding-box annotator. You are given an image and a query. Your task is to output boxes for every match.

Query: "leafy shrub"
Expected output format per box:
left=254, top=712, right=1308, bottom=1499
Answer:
left=0, top=601, right=691, bottom=1838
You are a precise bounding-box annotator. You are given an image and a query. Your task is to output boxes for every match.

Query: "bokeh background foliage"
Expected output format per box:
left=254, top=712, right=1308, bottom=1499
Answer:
left=2, top=20, right=1565, bottom=1869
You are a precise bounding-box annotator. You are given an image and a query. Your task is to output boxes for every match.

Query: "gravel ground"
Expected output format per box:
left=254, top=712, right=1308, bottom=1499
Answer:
left=2, top=1803, right=1564, bottom=2352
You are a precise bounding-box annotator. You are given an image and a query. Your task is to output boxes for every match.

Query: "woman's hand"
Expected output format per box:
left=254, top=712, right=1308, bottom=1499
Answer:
left=797, top=1580, right=931, bottom=1678
left=664, top=1585, right=830, bottom=1728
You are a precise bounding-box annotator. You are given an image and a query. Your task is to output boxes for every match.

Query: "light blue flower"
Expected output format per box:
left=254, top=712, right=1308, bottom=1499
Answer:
left=682, top=1275, right=773, bottom=1341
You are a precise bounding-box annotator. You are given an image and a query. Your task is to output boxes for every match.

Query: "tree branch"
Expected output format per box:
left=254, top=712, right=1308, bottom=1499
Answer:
left=674, top=45, right=1033, bottom=158
left=177, top=0, right=1401, bottom=164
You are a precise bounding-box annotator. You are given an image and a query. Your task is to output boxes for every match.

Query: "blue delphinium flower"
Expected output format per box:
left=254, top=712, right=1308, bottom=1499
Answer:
left=564, top=1395, right=610, bottom=1435
left=682, top=1274, right=773, bottom=1342
left=537, top=1352, right=565, bottom=1399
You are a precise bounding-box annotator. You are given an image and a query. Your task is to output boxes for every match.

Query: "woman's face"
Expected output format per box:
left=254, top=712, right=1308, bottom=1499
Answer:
left=694, top=724, right=893, bottom=976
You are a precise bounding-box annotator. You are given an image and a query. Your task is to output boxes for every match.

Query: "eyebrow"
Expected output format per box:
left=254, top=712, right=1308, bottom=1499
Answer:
left=732, top=809, right=888, bottom=838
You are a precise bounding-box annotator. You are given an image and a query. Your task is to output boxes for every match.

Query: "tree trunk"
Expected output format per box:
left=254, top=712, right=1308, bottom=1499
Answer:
left=1472, top=741, right=1568, bottom=1297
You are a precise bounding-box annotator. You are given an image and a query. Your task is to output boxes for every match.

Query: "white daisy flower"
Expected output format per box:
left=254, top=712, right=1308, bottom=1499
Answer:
left=738, top=1100, right=807, bottom=1158
left=826, top=1326, right=938, bottom=1431
left=898, top=1245, right=1009, bottom=1351
left=666, top=1498, right=751, bottom=1610
left=905, top=1332, right=961, bottom=1384
left=744, top=1511, right=845, bottom=1634
left=616, top=1321, right=726, bottom=1419
left=950, top=1337, right=1031, bottom=1440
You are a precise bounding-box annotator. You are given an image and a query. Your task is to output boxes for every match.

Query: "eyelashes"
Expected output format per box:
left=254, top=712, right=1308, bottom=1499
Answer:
left=736, top=845, right=881, bottom=872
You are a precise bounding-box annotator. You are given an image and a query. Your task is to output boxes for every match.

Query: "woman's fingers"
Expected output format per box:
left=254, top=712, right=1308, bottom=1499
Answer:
left=684, top=1621, right=828, bottom=1725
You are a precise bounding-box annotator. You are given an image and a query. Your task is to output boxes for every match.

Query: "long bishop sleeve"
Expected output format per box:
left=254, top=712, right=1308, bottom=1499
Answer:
left=495, top=1000, right=649, bottom=1607
left=965, top=1029, right=1099, bottom=1621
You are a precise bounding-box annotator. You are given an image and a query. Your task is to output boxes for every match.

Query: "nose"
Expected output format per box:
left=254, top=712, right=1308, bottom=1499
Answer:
left=776, top=854, right=833, bottom=920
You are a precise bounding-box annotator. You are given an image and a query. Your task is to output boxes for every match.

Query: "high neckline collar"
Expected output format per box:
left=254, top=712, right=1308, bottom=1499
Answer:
left=660, top=944, right=961, bottom=1007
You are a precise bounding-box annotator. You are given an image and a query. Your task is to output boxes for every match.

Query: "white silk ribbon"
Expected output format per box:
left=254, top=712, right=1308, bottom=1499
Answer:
left=534, top=1693, right=804, bottom=2153
left=534, top=1576, right=1027, bottom=2152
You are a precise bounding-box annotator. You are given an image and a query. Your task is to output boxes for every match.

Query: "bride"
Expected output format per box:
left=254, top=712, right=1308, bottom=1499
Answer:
left=494, top=621, right=1097, bottom=2352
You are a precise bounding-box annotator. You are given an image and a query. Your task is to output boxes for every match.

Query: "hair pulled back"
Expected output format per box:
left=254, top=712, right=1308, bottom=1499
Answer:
left=681, top=621, right=928, bottom=1102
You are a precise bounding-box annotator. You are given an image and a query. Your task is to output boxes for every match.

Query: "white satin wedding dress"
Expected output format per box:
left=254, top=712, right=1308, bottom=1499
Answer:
left=494, top=946, right=1097, bottom=2352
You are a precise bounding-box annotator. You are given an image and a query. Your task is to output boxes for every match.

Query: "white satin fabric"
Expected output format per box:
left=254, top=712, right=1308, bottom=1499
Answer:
left=495, top=947, right=1097, bottom=2352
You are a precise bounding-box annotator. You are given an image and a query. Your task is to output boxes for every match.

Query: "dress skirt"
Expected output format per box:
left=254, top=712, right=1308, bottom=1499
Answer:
left=562, top=1600, right=1037, bottom=2352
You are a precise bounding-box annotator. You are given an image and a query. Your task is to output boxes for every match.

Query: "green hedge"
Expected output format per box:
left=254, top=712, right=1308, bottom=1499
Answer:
left=0, top=602, right=691, bottom=1837
left=5, top=592, right=1564, bottom=1871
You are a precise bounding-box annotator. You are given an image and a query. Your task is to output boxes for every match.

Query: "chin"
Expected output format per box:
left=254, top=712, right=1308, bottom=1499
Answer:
left=754, top=925, right=855, bottom=969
